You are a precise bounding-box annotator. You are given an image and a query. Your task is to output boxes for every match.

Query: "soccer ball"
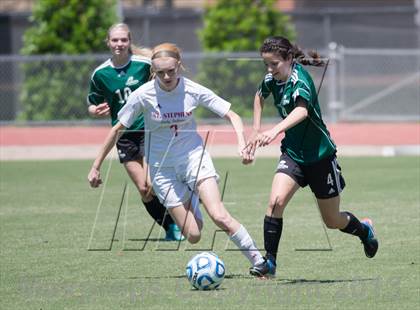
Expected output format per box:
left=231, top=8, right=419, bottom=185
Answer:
left=185, top=252, right=225, bottom=290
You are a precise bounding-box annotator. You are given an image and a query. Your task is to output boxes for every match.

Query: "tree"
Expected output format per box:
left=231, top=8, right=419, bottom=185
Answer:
left=196, top=0, right=296, bottom=118
left=20, top=0, right=118, bottom=121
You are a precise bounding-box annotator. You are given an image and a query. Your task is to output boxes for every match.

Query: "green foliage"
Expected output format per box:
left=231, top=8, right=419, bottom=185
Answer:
left=199, top=0, right=295, bottom=52
left=22, top=0, right=117, bottom=55
left=20, top=0, right=117, bottom=121
left=196, top=0, right=296, bottom=118
left=19, top=59, right=100, bottom=121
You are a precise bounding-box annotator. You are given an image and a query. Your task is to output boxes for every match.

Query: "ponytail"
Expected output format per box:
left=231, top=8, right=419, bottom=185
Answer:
left=130, top=44, right=152, bottom=58
left=260, top=36, right=326, bottom=67
left=292, top=45, right=325, bottom=67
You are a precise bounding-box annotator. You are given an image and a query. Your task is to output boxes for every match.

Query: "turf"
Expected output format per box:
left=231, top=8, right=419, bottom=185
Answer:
left=0, top=157, right=419, bottom=309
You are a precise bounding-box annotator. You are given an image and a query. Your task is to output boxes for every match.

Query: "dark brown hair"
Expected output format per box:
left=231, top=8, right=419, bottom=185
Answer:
left=260, top=36, right=326, bottom=67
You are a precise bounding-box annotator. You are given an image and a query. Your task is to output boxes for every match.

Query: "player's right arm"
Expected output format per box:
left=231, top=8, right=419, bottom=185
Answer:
left=88, top=122, right=126, bottom=188
left=88, top=102, right=110, bottom=117
left=88, top=89, right=144, bottom=188
left=251, top=92, right=265, bottom=139
left=87, top=71, right=111, bottom=118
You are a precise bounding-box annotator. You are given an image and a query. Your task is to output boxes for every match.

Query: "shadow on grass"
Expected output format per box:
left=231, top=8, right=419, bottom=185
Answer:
left=226, top=275, right=378, bottom=285
left=126, top=238, right=168, bottom=242
left=127, top=273, right=377, bottom=285
left=280, top=278, right=377, bottom=285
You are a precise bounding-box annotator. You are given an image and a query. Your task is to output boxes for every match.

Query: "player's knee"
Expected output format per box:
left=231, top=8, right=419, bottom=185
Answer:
left=210, top=210, right=231, bottom=231
left=137, top=184, right=151, bottom=199
left=187, top=232, right=201, bottom=244
left=268, top=196, right=286, bottom=214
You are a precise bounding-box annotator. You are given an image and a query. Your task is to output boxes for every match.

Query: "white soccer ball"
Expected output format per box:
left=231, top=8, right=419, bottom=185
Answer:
left=185, top=252, right=225, bottom=290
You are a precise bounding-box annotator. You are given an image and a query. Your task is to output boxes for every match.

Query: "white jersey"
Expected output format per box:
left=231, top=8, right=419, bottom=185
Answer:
left=118, top=77, right=231, bottom=167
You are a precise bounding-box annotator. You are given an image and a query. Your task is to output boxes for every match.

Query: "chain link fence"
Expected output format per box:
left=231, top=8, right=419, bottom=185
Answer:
left=334, top=47, right=420, bottom=121
left=0, top=49, right=419, bottom=124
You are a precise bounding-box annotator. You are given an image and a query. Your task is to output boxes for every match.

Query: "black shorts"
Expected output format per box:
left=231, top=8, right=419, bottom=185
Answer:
left=116, top=130, right=145, bottom=163
left=275, top=152, right=346, bottom=199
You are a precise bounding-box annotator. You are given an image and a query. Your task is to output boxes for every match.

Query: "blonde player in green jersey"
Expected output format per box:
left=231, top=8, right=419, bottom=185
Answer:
left=244, top=36, right=378, bottom=278
left=87, top=23, right=184, bottom=241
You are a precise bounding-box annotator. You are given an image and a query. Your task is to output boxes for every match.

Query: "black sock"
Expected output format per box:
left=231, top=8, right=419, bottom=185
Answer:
left=339, top=212, right=368, bottom=240
left=264, top=215, right=283, bottom=263
left=143, top=196, right=174, bottom=231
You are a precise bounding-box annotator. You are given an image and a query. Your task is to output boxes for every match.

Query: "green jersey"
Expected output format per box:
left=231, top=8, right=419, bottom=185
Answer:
left=87, top=55, right=151, bottom=130
left=258, top=62, right=336, bottom=164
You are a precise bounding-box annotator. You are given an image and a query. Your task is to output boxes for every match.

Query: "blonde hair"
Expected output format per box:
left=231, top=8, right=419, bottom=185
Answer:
left=150, top=43, right=185, bottom=74
left=107, top=23, right=151, bottom=58
left=151, top=43, right=182, bottom=61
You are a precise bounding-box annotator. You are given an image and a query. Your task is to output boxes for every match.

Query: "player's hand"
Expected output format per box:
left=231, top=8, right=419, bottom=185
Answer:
left=241, top=153, right=254, bottom=165
left=94, top=102, right=111, bottom=117
left=241, top=130, right=259, bottom=164
left=257, top=128, right=280, bottom=147
left=88, top=167, right=102, bottom=188
left=240, top=141, right=255, bottom=165
left=236, top=140, right=253, bottom=165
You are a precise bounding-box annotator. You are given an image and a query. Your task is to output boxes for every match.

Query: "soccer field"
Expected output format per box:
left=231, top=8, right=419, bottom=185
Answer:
left=1, top=157, right=419, bottom=309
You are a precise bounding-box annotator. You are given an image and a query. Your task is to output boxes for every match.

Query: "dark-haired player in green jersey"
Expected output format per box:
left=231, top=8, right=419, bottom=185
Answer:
left=244, top=36, right=378, bottom=277
left=87, top=23, right=184, bottom=241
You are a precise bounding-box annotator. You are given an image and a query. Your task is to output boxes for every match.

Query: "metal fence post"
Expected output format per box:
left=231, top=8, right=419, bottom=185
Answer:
left=327, top=42, right=342, bottom=123
left=338, top=44, right=345, bottom=122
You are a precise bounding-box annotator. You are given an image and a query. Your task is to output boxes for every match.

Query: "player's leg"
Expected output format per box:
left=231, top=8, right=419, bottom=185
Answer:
left=197, top=177, right=264, bottom=267
left=309, top=155, right=378, bottom=258
left=249, top=171, right=300, bottom=277
left=316, top=196, right=350, bottom=229
left=250, top=154, right=302, bottom=277
left=123, top=160, right=177, bottom=234
left=317, top=197, right=378, bottom=258
left=150, top=165, right=202, bottom=243
left=266, top=172, right=299, bottom=258
left=167, top=203, right=202, bottom=244
left=118, top=131, right=183, bottom=241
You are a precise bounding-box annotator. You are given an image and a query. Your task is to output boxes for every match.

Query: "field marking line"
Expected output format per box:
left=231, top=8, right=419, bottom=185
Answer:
left=87, top=155, right=115, bottom=250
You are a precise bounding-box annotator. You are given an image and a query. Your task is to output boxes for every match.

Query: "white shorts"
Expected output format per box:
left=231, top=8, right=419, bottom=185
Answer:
left=150, top=150, right=218, bottom=208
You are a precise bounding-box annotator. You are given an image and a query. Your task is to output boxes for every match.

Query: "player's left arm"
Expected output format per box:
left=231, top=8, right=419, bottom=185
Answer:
left=258, top=98, right=308, bottom=147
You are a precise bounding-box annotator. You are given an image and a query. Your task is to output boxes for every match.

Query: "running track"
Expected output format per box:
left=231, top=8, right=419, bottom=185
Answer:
left=1, top=123, right=419, bottom=160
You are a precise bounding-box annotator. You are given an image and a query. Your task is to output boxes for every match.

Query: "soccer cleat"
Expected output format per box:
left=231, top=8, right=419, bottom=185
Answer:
left=360, top=218, right=378, bottom=258
left=249, top=258, right=276, bottom=278
left=165, top=223, right=185, bottom=241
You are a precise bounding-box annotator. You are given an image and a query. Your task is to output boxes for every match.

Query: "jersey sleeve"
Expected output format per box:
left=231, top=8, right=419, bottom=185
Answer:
left=291, top=80, right=312, bottom=106
left=257, top=74, right=273, bottom=99
left=86, top=73, right=105, bottom=106
left=198, top=86, right=231, bottom=117
left=118, top=91, right=144, bottom=128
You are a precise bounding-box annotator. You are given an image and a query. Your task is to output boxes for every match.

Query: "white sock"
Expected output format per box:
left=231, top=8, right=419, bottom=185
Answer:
left=230, top=225, right=264, bottom=266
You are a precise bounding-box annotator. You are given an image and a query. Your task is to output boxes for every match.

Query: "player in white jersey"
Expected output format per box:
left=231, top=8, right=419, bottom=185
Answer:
left=88, top=43, right=265, bottom=273
left=119, top=76, right=230, bottom=208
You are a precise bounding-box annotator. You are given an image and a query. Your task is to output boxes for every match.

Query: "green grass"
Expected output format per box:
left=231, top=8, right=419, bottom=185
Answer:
left=0, top=157, right=419, bottom=309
